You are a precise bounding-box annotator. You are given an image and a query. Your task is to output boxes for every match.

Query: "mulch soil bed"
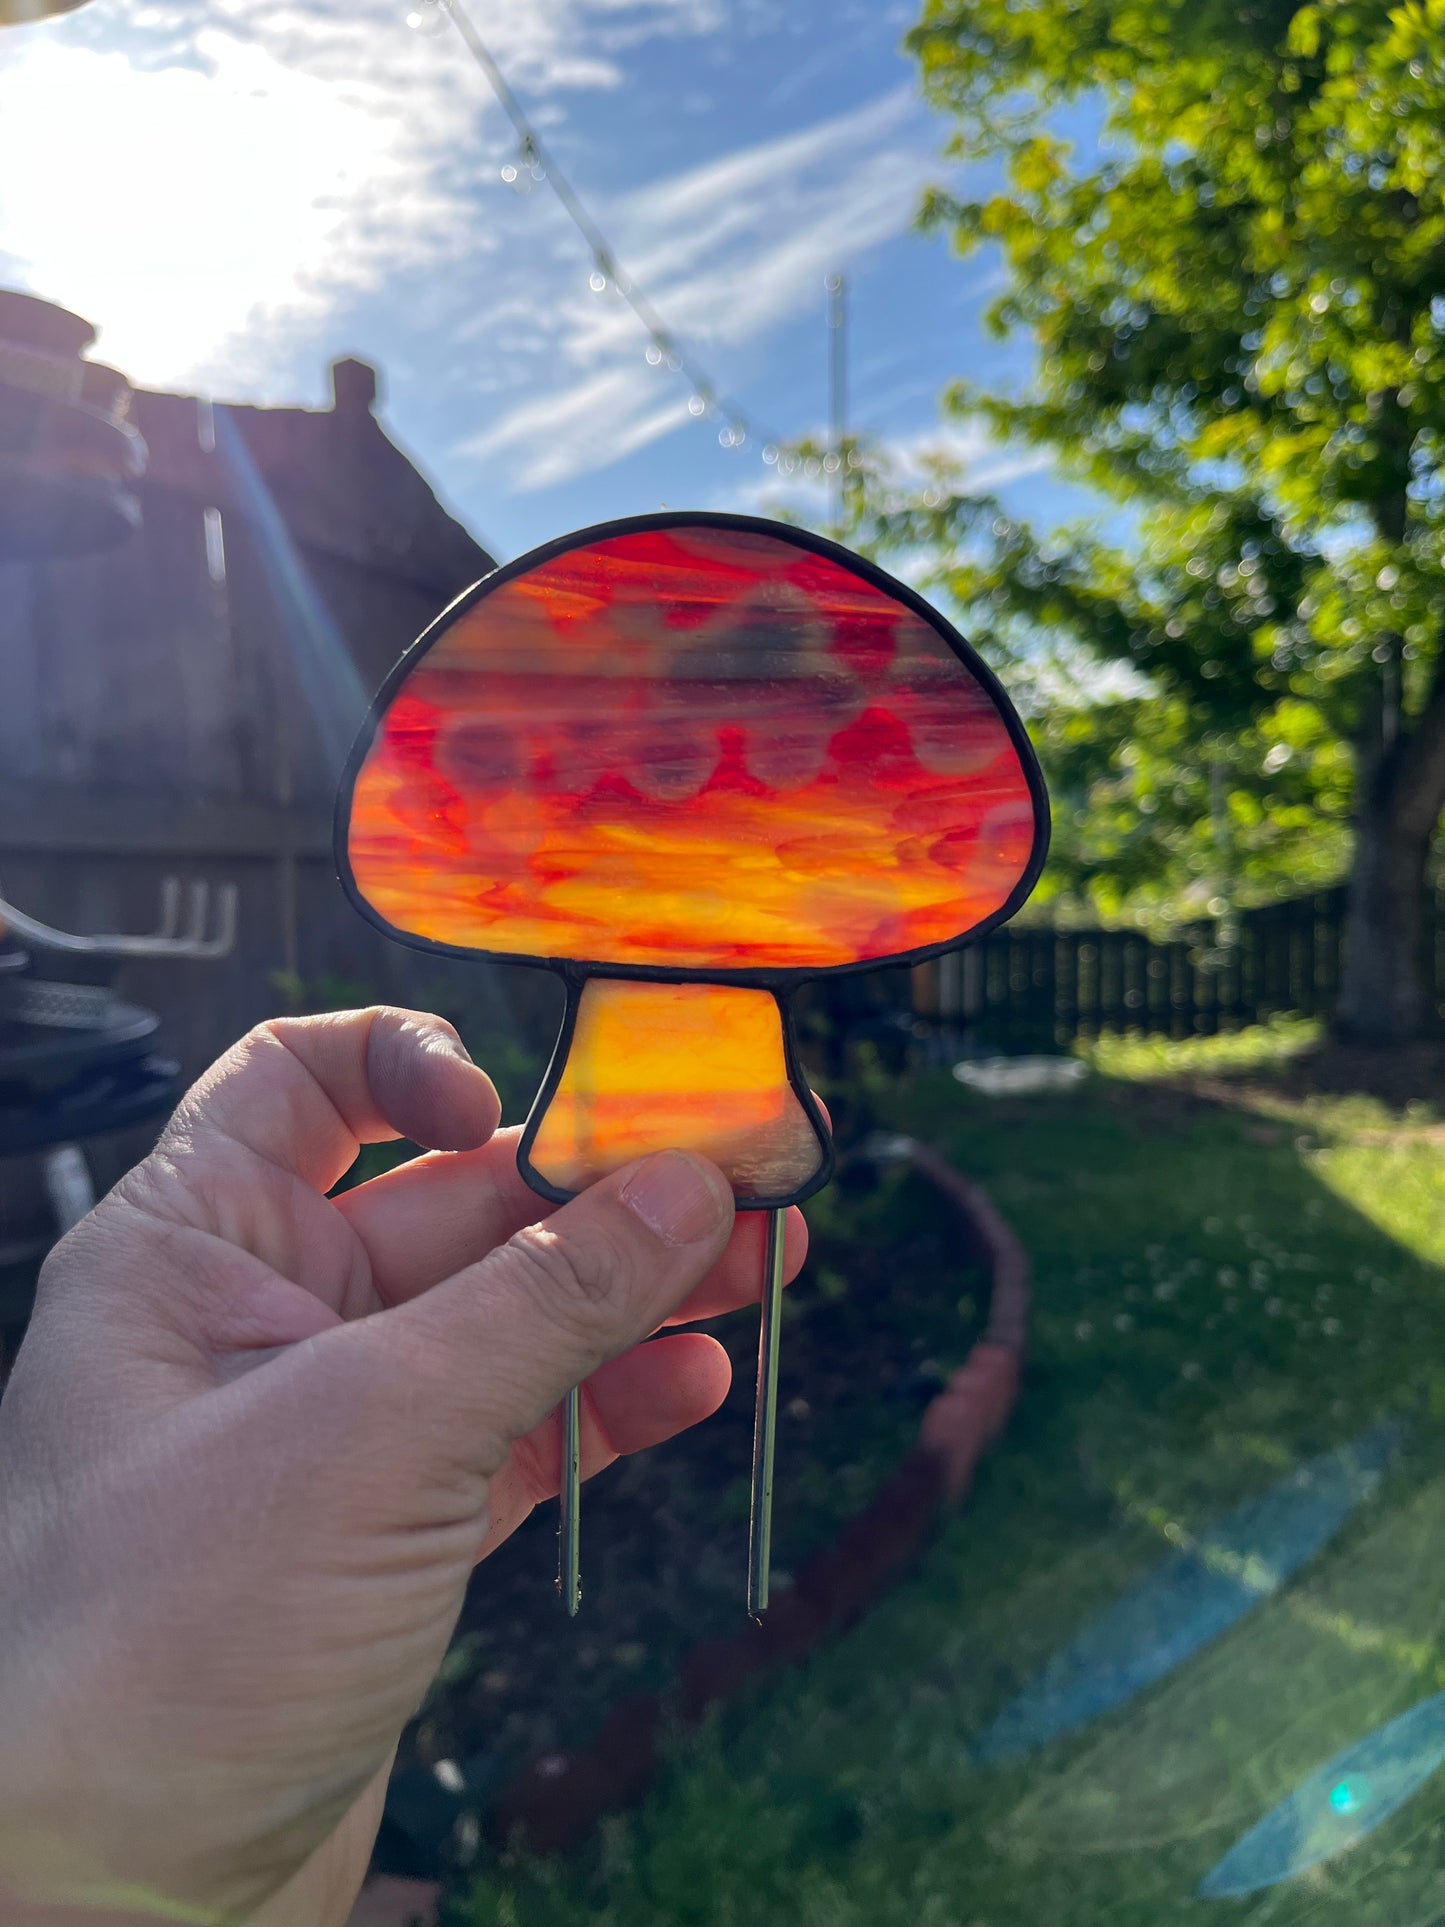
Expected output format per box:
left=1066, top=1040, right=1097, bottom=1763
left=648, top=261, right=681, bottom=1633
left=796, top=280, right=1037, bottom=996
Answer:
left=386, top=1150, right=992, bottom=1840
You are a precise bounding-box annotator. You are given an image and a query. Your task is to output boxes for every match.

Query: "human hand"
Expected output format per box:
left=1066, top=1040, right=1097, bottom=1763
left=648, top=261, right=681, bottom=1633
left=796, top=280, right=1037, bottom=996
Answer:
left=0, top=1008, right=807, bottom=1926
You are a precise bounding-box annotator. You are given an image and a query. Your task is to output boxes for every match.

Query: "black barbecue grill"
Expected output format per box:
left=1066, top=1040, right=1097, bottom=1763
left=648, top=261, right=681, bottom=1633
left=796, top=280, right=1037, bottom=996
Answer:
left=0, top=883, right=236, bottom=1350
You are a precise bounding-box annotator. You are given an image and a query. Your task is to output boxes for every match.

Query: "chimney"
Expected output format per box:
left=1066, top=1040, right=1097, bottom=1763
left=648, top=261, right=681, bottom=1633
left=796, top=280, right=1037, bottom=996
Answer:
left=330, top=356, right=379, bottom=417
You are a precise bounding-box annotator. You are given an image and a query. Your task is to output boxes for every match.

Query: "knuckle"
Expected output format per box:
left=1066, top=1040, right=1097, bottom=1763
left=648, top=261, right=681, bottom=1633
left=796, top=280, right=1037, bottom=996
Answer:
left=363, top=1007, right=437, bottom=1084
left=232, top=1016, right=300, bottom=1075
left=502, top=1220, right=632, bottom=1334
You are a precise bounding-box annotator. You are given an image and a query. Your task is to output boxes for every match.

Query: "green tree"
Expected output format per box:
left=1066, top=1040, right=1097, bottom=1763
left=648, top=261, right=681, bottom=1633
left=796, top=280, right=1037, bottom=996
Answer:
left=1027, top=684, right=1354, bottom=930
left=804, top=435, right=1356, bottom=931
left=863, top=0, right=1445, bottom=1038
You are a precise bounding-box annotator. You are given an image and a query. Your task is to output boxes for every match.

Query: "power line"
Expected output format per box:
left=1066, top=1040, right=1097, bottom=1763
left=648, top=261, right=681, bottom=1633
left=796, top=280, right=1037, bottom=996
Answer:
left=826, top=271, right=847, bottom=532
left=410, top=0, right=789, bottom=463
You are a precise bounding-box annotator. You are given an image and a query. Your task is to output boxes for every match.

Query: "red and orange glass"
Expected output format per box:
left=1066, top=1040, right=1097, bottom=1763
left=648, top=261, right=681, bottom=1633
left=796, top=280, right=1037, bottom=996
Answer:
left=338, top=515, right=1047, bottom=1206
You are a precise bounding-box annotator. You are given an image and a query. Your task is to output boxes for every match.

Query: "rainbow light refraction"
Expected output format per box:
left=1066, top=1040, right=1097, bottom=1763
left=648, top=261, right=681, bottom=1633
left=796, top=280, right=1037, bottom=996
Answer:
left=347, top=525, right=1036, bottom=973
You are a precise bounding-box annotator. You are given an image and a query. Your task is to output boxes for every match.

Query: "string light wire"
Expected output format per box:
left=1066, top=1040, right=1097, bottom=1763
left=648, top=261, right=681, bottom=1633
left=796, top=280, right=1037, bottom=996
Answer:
left=416, top=0, right=788, bottom=462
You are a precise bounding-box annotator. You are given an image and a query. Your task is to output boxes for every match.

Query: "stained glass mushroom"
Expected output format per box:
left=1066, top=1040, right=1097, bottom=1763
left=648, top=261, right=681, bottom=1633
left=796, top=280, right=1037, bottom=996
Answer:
left=337, top=513, right=1048, bottom=1613
left=0, top=0, right=95, bottom=23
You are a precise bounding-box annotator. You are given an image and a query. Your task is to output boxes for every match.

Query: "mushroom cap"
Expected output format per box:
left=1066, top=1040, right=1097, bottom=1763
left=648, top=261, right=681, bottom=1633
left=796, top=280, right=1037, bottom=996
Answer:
left=340, top=515, right=1047, bottom=976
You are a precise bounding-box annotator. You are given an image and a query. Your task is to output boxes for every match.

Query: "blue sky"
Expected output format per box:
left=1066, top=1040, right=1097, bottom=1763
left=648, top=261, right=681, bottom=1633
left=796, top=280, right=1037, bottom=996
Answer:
left=0, top=0, right=1064, bottom=565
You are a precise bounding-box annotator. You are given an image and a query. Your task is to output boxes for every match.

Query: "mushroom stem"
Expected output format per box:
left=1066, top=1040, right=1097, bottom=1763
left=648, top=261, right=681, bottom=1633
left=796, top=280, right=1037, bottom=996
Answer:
left=560, top=1383, right=581, bottom=1616
left=525, top=980, right=827, bottom=1203
left=747, top=1207, right=788, bottom=1617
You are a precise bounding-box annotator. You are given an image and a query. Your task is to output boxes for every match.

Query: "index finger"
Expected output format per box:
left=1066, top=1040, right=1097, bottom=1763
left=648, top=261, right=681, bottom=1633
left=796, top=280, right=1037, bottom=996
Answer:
left=165, top=1007, right=502, bottom=1196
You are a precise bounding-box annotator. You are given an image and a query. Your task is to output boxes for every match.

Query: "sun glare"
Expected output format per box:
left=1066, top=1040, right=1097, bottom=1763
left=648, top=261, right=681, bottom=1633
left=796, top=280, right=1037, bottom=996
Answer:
left=0, top=29, right=440, bottom=390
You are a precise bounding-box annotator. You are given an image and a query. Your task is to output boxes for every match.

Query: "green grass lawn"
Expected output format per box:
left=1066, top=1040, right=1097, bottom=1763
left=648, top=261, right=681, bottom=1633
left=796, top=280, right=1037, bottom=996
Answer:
left=453, top=1031, right=1445, bottom=1927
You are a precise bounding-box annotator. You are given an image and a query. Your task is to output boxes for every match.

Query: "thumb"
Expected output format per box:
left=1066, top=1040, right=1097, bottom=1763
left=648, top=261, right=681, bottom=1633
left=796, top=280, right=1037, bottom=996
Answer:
left=349, top=1148, right=736, bottom=1486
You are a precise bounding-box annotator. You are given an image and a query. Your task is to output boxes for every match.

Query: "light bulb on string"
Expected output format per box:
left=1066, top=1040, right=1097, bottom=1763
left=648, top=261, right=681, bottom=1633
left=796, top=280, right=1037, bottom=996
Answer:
left=804, top=456, right=822, bottom=479
left=823, top=453, right=840, bottom=473
left=502, top=137, right=536, bottom=192
left=519, top=135, right=545, bottom=184
left=405, top=0, right=449, bottom=35
left=399, top=3, right=783, bottom=495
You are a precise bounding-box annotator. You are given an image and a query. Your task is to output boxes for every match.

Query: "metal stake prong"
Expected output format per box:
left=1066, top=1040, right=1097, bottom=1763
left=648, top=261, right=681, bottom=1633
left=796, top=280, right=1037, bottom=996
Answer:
left=747, top=1207, right=787, bottom=1617
left=560, top=1383, right=581, bottom=1616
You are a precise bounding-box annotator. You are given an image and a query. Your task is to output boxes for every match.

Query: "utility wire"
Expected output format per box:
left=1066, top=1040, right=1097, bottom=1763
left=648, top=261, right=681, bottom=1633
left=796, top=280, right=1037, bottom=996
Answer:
left=826, top=271, right=847, bottom=532
left=418, top=0, right=787, bottom=460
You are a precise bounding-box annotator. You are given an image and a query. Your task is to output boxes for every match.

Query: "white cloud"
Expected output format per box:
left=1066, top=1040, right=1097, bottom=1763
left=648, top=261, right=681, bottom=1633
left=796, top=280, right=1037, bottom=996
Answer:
left=458, top=88, right=937, bottom=489
left=101, top=0, right=722, bottom=98
left=884, top=420, right=1057, bottom=494
left=0, top=27, right=468, bottom=387
left=0, top=0, right=727, bottom=392
left=466, top=365, right=693, bottom=488
left=0, top=3, right=949, bottom=501
left=700, top=419, right=1056, bottom=527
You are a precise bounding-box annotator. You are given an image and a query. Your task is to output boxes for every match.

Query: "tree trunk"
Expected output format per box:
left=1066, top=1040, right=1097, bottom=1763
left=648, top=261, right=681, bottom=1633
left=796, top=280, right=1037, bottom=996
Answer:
left=1334, top=675, right=1445, bottom=1044
left=1334, top=802, right=1433, bottom=1043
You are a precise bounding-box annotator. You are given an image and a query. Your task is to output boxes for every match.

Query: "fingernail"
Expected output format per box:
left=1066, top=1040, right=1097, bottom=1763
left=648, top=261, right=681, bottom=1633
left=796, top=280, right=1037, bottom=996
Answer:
left=621, top=1151, right=730, bottom=1247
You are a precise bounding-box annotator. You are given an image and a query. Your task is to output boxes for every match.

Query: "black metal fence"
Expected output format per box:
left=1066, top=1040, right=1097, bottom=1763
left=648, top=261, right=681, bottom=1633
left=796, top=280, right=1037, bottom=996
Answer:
left=909, top=887, right=1445, bottom=1047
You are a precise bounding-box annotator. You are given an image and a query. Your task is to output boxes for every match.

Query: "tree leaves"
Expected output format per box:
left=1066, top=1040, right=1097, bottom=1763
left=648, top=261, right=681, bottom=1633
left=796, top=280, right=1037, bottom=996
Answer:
left=849, top=0, right=1445, bottom=926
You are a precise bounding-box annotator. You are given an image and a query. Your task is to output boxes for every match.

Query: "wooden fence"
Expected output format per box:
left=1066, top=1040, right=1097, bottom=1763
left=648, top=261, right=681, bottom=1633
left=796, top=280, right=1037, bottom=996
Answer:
left=909, top=887, right=1445, bottom=1046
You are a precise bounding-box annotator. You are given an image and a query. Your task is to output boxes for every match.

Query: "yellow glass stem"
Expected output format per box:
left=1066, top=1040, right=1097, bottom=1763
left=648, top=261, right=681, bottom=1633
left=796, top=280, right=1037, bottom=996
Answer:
left=527, top=978, right=826, bottom=1201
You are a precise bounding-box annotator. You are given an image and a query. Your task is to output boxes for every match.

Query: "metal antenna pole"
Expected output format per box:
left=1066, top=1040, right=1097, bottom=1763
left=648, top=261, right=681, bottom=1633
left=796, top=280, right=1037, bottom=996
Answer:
left=747, top=1208, right=788, bottom=1616
left=559, top=1384, right=581, bottom=1615
left=826, top=272, right=847, bottom=537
